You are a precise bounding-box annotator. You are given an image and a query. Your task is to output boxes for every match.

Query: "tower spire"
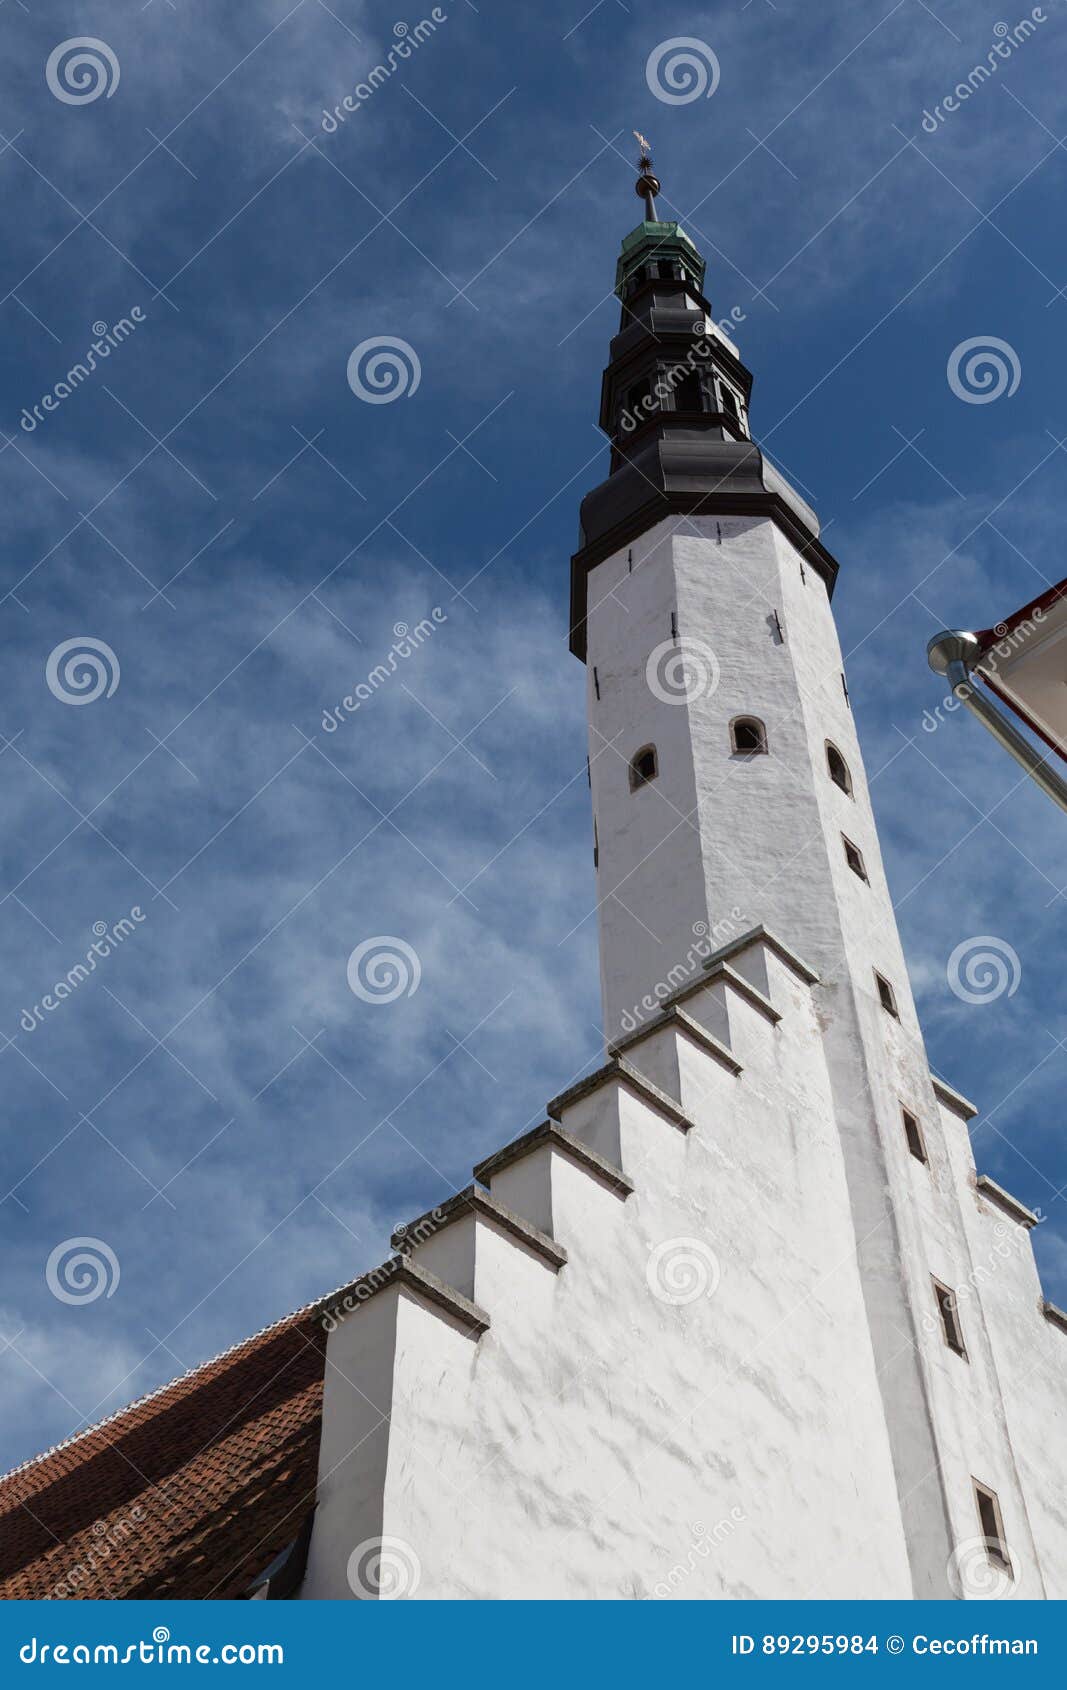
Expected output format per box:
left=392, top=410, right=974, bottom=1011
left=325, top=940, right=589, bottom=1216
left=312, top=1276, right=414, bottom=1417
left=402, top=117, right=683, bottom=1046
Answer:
left=569, top=150, right=837, bottom=664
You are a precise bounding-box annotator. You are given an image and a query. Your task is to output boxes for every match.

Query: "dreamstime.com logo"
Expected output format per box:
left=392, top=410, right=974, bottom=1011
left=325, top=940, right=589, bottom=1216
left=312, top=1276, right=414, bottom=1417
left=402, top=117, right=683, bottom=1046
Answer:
left=347, top=1534, right=422, bottom=1598
left=920, top=1221, right=1038, bottom=1341
left=946, top=936, right=1021, bottom=1005
left=617, top=332, right=723, bottom=435
left=19, top=1629, right=284, bottom=1665
left=347, top=936, right=421, bottom=1004
left=46, top=37, right=120, bottom=104
left=346, top=335, right=421, bottom=404
left=646, top=638, right=720, bottom=705
left=920, top=12, right=1047, bottom=133
left=321, top=609, right=446, bottom=731
left=650, top=1510, right=747, bottom=1598
left=947, top=336, right=1021, bottom=404
left=320, top=1251, right=428, bottom=1331
left=51, top=1506, right=147, bottom=1599
left=321, top=12, right=447, bottom=132
left=21, top=310, right=146, bottom=433
left=646, top=38, right=720, bottom=105
left=646, top=1237, right=721, bottom=1306
left=19, top=906, right=147, bottom=1035
left=392, top=1205, right=446, bottom=1253
left=615, top=911, right=746, bottom=1035
left=46, top=637, right=120, bottom=705
left=45, top=1237, right=120, bottom=1306
left=922, top=608, right=1045, bottom=734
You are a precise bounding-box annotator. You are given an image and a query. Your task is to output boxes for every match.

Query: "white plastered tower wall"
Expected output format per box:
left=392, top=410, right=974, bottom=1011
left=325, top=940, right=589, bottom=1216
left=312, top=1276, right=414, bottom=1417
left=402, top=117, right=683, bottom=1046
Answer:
left=585, top=511, right=903, bottom=1040
left=296, top=197, right=1067, bottom=1600
left=582, top=510, right=1057, bottom=1598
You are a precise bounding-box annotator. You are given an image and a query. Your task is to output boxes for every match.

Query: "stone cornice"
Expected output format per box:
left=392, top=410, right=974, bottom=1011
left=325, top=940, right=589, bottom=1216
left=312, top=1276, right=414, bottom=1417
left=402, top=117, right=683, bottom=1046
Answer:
left=975, top=1174, right=1040, bottom=1230
left=609, top=1004, right=742, bottom=1075
left=625, top=958, right=780, bottom=1027
left=931, top=1074, right=979, bottom=1121
left=701, top=963, right=781, bottom=1023
left=473, top=1119, right=633, bottom=1200
left=702, top=923, right=819, bottom=986
left=315, top=1255, right=490, bottom=1337
left=547, top=1057, right=694, bottom=1133
left=1042, top=1300, right=1067, bottom=1336
left=391, top=1185, right=567, bottom=1272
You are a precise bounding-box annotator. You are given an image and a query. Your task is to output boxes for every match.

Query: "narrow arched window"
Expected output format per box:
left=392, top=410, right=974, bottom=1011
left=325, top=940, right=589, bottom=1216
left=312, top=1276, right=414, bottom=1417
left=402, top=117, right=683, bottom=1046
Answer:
left=826, top=741, right=852, bottom=794
left=730, top=717, right=767, bottom=756
left=629, top=745, right=658, bottom=790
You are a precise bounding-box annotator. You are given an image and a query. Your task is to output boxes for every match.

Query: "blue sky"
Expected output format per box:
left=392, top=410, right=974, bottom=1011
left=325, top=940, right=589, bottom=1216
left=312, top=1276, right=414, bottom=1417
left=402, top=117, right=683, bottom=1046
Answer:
left=1, top=0, right=1066, bottom=1474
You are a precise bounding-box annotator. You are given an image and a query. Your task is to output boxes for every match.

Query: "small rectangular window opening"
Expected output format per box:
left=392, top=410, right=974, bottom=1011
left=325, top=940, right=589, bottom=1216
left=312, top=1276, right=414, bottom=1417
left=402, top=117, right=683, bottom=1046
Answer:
left=674, top=371, right=703, bottom=413
left=627, top=378, right=651, bottom=416
left=973, top=1482, right=1011, bottom=1570
left=843, top=836, right=868, bottom=881
left=902, top=1108, right=927, bottom=1165
left=933, top=1278, right=967, bottom=1358
left=875, top=971, right=898, bottom=1017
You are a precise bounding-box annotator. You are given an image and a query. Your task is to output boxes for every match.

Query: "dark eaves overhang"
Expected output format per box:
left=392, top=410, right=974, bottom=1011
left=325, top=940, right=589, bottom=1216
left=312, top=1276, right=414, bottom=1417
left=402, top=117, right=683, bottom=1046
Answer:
left=569, top=439, right=839, bottom=661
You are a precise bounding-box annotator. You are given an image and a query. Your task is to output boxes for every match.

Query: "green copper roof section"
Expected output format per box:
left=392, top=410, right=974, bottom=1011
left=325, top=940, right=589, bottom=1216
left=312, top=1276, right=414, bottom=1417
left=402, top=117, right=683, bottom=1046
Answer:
left=614, top=220, right=706, bottom=299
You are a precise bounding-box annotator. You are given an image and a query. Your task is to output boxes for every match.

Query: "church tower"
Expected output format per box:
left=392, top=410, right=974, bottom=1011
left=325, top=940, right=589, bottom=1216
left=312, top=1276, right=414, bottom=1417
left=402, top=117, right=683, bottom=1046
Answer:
left=572, top=143, right=846, bottom=1039
left=564, top=147, right=1062, bottom=1598
left=292, top=150, right=1067, bottom=1602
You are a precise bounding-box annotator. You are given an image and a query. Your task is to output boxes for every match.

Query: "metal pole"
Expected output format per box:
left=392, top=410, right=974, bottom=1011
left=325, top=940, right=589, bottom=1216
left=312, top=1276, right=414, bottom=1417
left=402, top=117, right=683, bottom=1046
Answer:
left=927, top=629, right=1067, bottom=816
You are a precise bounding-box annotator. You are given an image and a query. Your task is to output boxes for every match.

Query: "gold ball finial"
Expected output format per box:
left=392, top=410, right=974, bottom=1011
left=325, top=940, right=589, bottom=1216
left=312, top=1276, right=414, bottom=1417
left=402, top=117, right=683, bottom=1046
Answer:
left=632, top=131, right=660, bottom=213
left=635, top=131, right=659, bottom=214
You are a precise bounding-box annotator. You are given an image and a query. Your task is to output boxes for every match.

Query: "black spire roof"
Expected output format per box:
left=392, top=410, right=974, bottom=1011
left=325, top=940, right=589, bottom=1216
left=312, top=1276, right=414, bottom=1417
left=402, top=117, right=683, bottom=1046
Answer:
left=569, top=159, right=838, bottom=661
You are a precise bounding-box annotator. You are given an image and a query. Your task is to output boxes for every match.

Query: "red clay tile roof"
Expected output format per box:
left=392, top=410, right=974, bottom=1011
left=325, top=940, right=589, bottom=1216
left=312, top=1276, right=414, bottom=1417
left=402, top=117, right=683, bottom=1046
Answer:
left=0, top=1309, right=326, bottom=1600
